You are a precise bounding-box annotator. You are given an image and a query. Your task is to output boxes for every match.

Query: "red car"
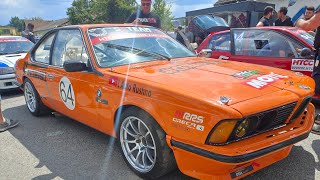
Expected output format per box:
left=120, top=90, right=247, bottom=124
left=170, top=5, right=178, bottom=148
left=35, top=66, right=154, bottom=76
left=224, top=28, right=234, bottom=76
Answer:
left=197, top=27, right=315, bottom=77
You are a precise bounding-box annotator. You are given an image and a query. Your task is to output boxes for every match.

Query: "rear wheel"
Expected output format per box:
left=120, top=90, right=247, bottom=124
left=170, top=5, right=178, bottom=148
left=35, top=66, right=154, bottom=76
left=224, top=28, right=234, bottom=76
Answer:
left=24, top=78, right=51, bottom=116
left=118, top=107, right=176, bottom=179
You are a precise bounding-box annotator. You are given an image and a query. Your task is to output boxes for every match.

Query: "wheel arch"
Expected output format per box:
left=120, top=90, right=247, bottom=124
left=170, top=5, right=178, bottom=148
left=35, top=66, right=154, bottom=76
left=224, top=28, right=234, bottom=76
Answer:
left=113, top=104, right=167, bottom=136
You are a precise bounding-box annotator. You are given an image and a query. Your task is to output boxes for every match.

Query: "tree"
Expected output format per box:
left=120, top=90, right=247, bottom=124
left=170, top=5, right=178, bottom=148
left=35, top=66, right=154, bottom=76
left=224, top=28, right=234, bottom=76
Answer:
left=67, top=0, right=94, bottom=24
left=152, top=0, right=174, bottom=31
left=67, top=0, right=136, bottom=24
left=8, top=16, right=23, bottom=32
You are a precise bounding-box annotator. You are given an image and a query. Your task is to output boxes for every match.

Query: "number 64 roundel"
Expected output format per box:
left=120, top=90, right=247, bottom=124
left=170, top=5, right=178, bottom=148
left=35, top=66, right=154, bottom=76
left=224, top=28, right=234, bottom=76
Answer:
left=59, top=76, right=75, bottom=110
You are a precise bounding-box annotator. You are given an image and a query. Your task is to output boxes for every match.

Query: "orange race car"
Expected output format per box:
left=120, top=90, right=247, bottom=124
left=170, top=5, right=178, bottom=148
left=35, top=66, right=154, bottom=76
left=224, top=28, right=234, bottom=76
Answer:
left=15, top=24, right=315, bottom=180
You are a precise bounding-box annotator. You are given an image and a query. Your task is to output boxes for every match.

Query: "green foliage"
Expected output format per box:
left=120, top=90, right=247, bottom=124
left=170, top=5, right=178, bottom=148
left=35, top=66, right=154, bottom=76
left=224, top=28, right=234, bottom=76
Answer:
left=8, top=16, right=23, bottom=32
left=67, top=0, right=136, bottom=25
left=67, top=0, right=94, bottom=24
left=152, top=0, right=174, bottom=31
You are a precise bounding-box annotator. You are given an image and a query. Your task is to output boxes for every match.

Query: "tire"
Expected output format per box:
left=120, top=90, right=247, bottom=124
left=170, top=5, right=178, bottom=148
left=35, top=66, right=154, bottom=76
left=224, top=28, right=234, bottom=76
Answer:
left=24, top=78, right=51, bottom=116
left=117, top=107, right=176, bottom=179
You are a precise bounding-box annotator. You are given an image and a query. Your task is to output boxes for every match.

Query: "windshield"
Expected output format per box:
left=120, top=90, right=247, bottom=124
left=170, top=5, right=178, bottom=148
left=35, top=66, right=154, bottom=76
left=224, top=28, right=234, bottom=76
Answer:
left=88, top=27, right=195, bottom=68
left=193, top=15, right=229, bottom=30
left=291, top=29, right=315, bottom=46
left=0, top=38, right=33, bottom=55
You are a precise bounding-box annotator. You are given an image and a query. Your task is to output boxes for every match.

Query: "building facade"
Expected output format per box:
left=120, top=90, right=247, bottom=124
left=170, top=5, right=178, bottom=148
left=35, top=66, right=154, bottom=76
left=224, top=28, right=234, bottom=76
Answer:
left=0, top=26, right=18, bottom=36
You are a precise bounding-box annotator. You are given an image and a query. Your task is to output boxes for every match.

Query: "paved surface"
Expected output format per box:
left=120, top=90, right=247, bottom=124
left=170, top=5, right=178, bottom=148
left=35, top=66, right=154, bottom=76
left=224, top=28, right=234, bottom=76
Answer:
left=0, top=90, right=320, bottom=180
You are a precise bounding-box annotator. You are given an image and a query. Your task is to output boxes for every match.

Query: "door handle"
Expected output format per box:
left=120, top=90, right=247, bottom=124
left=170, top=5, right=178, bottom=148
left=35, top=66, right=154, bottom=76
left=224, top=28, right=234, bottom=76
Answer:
left=47, top=74, right=55, bottom=79
left=218, top=55, right=230, bottom=60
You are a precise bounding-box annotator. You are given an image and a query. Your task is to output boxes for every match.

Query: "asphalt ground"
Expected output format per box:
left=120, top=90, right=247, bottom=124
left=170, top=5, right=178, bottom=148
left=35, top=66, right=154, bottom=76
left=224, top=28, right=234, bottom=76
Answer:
left=0, top=90, right=319, bottom=180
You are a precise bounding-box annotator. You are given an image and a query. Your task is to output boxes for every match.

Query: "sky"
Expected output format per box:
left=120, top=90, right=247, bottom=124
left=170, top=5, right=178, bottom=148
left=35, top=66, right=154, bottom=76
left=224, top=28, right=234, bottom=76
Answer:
left=0, top=0, right=217, bottom=26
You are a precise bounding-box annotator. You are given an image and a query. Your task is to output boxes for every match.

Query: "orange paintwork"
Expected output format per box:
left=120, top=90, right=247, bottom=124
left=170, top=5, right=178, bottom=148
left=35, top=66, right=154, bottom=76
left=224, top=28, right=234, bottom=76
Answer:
left=15, top=24, right=316, bottom=179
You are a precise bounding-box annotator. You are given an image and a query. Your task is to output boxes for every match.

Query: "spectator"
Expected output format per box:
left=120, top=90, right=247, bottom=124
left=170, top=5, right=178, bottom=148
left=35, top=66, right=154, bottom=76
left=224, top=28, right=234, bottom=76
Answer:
left=185, top=27, right=194, bottom=43
left=0, top=95, right=18, bottom=132
left=22, top=23, right=36, bottom=43
left=296, top=8, right=320, bottom=31
left=175, top=26, right=185, bottom=45
left=296, top=5, right=320, bottom=134
left=304, top=6, right=315, bottom=20
left=275, top=7, right=293, bottom=26
left=256, top=6, right=274, bottom=27
left=126, top=0, right=161, bottom=29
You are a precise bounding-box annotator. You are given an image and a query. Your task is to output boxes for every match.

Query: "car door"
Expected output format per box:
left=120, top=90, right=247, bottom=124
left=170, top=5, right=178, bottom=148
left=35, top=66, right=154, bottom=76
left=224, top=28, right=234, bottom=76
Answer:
left=46, top=29, right=100, bottom=128
left=230, top=29, right=293, bottom=70
left=26, top=32, right=57, bottom=108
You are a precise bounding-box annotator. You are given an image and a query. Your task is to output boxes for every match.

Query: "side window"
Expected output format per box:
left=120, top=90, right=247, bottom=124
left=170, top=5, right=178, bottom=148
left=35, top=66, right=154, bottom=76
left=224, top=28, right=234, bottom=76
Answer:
left=208, top=33, right=230, bottom=52
left=52, top=30, right=88, bottom=67
left=234, top=30, right=295, bottom=58
left=289, top=40, right=314, bottom=59
left=34, top=33, right=55, bottom=64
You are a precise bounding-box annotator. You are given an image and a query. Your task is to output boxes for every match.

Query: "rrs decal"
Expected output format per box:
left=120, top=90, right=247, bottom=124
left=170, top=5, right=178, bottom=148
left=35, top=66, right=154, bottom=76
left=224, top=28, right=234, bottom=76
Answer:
left=59, top=77, right=75, bottom=110
left=173, top=110, right=205, bottom=131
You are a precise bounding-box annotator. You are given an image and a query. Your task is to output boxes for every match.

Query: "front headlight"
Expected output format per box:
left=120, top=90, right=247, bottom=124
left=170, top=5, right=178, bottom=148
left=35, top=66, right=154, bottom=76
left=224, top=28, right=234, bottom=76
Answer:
left=207, top=120, right=238, bottom=144
left=207, top=116, right=259, bottom=145
left=0, top=67, right=14, bottom=75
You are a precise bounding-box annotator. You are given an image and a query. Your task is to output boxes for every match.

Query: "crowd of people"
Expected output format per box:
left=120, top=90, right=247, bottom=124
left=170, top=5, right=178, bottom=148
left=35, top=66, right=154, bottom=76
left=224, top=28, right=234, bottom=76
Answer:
left=257, top=5, right=317, bottom=28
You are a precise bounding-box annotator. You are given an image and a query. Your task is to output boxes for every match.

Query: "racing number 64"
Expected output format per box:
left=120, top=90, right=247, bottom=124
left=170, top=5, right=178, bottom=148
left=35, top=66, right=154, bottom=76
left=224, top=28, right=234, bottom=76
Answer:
left=60, top=81, right=74, bottom=105
left=59, top=77, right=76, bottom=110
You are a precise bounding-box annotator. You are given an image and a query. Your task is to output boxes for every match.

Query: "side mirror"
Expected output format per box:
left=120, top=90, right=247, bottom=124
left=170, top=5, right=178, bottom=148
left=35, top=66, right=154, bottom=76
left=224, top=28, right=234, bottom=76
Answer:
left=63, top=60, right=87, bottom=72
left=191, top=43, right=198, bottom=50
left=301, top=48, right=312, bottom=58
left=198, top=49, right=212, bottom=58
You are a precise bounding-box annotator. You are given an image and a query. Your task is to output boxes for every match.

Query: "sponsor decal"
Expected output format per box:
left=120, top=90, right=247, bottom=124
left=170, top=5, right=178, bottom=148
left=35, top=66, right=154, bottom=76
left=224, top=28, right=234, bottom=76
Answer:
left=89, top=27, right=167, bottom=45
left=59, top=77, right=75, bottom=110
left=244, top=73, right=288, bottom=89
left=0, top=38, right=28, bottom=42
left=25, top=69, right=46, bottom=81
left=291, top=59, right=313, bottom=72
left=126, top=27, right=152, bottom=32
left=232, top=70, right=260, bottom=80
left=108, top=76, right=152, bottom=97
left=160, top=60, right=224, bottom=74
left=136, top=18, right=157, bottom=24
left=91, top=33, right=168, bottom=45
left=172, top=110, right=205, bottom=131
left=230, top=164, right=254, bottom=179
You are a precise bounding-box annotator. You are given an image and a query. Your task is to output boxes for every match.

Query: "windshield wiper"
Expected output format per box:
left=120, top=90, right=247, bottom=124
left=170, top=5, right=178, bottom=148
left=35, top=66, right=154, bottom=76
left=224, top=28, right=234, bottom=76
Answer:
left=103, top=43, right=171, bottom=61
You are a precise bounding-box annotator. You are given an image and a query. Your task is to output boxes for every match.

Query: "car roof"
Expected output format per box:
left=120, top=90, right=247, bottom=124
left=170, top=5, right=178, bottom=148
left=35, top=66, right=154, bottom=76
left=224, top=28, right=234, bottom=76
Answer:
left=56, top=24, right=154, bottom=30
left=211, top=26, right=301, bottom=35
left=0, top=36, right=24, bottom=38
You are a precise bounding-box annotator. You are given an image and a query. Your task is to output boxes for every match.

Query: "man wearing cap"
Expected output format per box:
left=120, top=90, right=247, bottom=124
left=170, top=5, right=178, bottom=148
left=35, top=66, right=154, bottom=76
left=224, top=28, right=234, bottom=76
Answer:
left=126, top=0, right=161, bottom=29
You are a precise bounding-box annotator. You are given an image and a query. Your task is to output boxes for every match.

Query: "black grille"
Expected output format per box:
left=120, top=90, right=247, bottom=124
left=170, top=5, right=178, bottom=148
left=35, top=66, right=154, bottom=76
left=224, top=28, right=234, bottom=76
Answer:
left=227, top=102, right=297, bottom=143
left=253, top=102, right=297, bottom=131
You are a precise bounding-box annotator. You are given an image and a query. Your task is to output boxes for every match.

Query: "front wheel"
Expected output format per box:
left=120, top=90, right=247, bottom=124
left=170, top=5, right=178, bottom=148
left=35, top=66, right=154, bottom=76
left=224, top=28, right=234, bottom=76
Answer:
left=118, top=107, right=176, bottom=179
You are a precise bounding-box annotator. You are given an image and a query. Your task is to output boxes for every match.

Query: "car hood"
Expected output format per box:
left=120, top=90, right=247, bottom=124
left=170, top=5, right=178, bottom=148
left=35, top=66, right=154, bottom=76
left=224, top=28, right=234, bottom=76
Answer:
left=106, top=57, right=304, bottom=105
left=0, top=53, right=27, bottom=68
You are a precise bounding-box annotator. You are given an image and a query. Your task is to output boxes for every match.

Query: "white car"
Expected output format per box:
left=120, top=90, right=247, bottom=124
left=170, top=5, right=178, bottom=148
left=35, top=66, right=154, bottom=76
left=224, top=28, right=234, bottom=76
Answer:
left=0, top=36, right=33, bottom=92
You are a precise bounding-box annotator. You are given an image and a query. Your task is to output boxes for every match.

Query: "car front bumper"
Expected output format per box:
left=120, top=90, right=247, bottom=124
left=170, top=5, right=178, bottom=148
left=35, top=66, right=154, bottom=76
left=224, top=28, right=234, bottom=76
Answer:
left=0, top=74, right=18, bottom=90
left=167, top=103, right=315, bottom=180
